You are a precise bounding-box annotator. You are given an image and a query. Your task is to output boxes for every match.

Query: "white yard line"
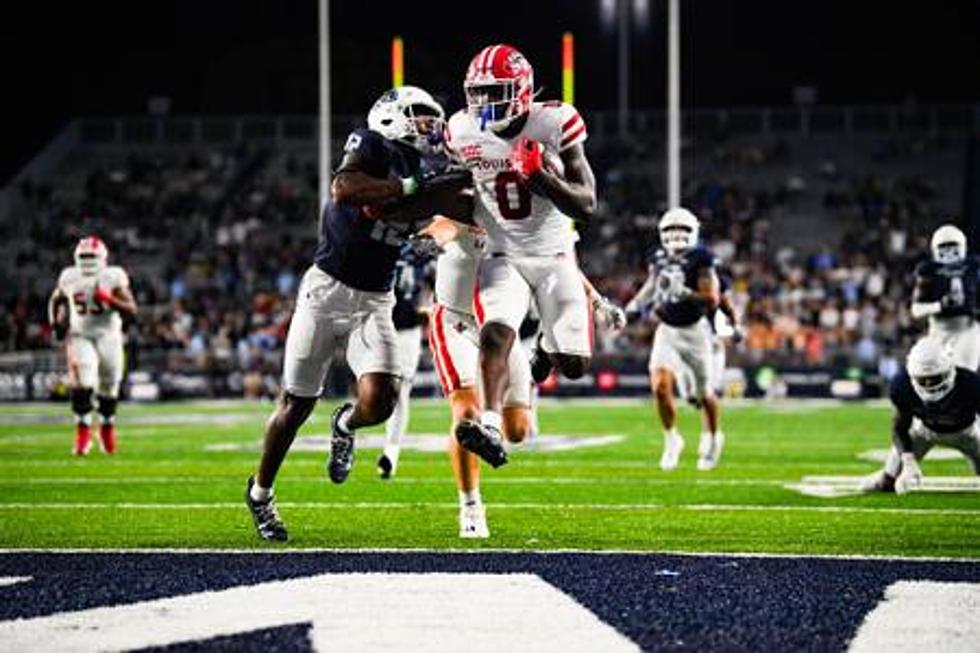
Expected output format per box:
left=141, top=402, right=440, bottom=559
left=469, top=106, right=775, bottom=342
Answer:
left=0, top=547, right=975, bottom=564
left=3, top=476, right=790, bottom=486
left=0, top=501, right=976, bottom=516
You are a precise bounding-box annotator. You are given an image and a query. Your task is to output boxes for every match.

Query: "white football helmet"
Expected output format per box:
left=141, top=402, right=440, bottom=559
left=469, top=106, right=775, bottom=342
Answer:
left=658, top=207, right=700, bottom=255
left=906, top=337, right=956, bottom=402
left=74, top=236, right=108, bottom=277
left=930, top=224, right=967, bottom=264
left=367, top=86, right=445, bottom=155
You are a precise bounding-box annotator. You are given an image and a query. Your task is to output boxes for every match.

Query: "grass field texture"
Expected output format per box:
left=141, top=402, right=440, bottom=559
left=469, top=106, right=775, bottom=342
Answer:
left=0, top=399, right=977, bottom=557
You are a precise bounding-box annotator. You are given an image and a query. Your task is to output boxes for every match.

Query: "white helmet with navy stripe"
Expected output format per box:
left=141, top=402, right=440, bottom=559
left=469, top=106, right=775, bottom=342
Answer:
left=658, top=207, right=700, bottom=255
left=367, top=86, right=445, bottom=155
left=930, top=223, right=967, bottom=264
left=906, top=336, right=956, bottom=402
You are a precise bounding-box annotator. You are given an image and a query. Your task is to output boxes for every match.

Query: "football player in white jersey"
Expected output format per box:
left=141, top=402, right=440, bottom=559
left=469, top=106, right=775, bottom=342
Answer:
left=422, top=216, right=534, bottom=537
left=444, top=43, right=598, bottom=467
left=47, top=236, right=137, bottom=455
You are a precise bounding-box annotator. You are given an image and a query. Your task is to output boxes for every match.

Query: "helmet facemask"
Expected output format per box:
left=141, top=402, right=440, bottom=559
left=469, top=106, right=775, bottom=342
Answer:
left=910, top=369, right=955, bottom=402
left=74, top=237, right=108, bottom=277
left=933, top=240, right=966, bottom=265
left=367, top=87, right=445, bottom=155
left=465, top=80, right=524, bottom=131
left=660, top=225, right=697, bottom=256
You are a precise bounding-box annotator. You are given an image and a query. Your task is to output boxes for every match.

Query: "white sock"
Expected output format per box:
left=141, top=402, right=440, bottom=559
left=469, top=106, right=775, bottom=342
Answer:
left=250, top=482, right=272, bottom=503
left=459, top=489, right=482, bottom=507
left=664, top=427, right=680, bottom=441
left=337, top=404, right=355, bottom=434
left=481, top=410, right=502, bottom=432
left=384, top=382, right=412, bottom=448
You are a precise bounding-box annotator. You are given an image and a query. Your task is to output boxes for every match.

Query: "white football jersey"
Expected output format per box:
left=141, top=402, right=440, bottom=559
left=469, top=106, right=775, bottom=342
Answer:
left=446, top=101, right=586, bottom=256
left=57, top=265, right=129, bottom=337
left=434, top=229, right=485, bottom=315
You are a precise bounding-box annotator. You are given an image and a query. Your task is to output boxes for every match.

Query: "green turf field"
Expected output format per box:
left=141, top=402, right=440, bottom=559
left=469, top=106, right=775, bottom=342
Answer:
left=0, top=399, right=977, bottom=557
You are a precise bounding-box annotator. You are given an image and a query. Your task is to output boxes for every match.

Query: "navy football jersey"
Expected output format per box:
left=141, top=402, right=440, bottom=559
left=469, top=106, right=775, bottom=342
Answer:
left=913, top=257, right=979, bottom=319
left=889, top=367, right=980, bottom=434
left=313, top=128, right=444, bottom=292
left=391, top=248, right=433, bottom=331
left=649, top=246, right=718, bottom=327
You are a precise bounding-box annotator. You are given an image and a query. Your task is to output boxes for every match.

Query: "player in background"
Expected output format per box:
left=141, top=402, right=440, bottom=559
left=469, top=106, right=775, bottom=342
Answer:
left=625, top=208, right=724, bottom=471
left=422, top=216, right=534, bottom=537
left=861, top=337, right=980, bottom=494
left=47, top=236, right=137, bottom=455
left=910, top=224, right=979, bottom=370
left=377, top=247, right=434, bottom=479
left=445, top=43, right=598, bottom=468
left=245, top=86, right=472, bottom=541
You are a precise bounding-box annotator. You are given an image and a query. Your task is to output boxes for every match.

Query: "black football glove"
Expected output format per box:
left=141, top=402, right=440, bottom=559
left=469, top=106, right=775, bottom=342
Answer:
left=405, top=233, right=444, bottom=259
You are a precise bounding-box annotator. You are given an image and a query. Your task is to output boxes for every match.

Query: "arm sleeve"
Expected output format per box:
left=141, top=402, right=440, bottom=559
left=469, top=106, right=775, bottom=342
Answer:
left=557, top=103, right=587, bottom=152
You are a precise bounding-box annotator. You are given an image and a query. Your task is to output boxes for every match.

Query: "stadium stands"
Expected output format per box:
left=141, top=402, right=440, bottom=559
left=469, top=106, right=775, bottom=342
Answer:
left=0, top=103, right=974, bottom=399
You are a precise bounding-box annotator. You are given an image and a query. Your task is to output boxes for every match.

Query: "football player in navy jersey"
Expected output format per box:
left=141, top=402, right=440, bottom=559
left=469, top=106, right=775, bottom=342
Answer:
left=861, top=337, right=980, bottom=494
left=376, top=246, right=435, bottom=480
left=245, top=86, right=472, bottom=541
left=910, top=224, right=979, bottom=370
left=625, top=208, right=725, bottom=471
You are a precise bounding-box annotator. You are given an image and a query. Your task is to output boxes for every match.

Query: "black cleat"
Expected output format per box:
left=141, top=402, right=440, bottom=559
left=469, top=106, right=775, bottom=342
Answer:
left=377, top=453, right=394, bottom=480
left=529, top=336, right=554, bottom=384
left=328, top=402, right=356, bottom=484
left=455, top=419, right=508, bottom=468
left=245, top=476, right=288, bottom=542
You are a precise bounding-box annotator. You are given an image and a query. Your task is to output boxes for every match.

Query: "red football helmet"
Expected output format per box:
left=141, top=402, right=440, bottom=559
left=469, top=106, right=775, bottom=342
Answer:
left=74, top=236, right=108, bottom=276
left=464, top=44, right=534, bottom=131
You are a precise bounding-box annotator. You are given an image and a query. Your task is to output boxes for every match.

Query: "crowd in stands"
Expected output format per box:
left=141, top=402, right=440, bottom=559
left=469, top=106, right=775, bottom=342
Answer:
left=0, top=129, right=965, bottom=383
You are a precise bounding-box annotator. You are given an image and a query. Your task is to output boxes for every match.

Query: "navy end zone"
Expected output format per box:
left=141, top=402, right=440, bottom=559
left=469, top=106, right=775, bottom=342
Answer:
left=1, top=552, right=978, bottom=651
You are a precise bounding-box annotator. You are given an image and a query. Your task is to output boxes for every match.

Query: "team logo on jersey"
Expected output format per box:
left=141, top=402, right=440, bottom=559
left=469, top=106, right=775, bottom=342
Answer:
left=459, top=144, right=483, bottom=160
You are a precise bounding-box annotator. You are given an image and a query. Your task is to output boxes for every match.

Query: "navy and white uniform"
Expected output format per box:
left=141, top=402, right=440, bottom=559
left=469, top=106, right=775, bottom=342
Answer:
left=390, top=249, right=433, bottom=384
left=284, top=128, right=440, bottom=397
left=889, top=368, right=980, bottom=471
left=913, top=257, right=980, bottom=369
left=647, top=246, right=718, bottom=399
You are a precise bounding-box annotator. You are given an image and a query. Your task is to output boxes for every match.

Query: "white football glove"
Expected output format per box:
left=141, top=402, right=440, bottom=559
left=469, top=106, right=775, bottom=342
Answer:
left=593, top=296, right=627, bottom=331
left=894, top=453, right=923, bottom=495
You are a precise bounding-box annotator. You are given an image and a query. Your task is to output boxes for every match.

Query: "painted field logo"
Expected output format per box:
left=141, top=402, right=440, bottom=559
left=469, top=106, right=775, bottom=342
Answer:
left=0, top=573, right=638, bottom=652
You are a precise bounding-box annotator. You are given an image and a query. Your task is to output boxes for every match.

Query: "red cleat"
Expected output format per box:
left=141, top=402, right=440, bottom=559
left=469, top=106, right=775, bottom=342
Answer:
left=73, top=424, right=92, bottom=456
left=99, top=423, right=116, bottom=454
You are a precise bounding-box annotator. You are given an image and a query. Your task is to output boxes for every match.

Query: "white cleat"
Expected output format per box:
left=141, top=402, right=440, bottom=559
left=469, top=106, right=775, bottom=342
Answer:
left=459, top=504, right=489, bottom=539
left=659, top=433, right=685, bottom=471
left=696, top=432, right=725, bottom=471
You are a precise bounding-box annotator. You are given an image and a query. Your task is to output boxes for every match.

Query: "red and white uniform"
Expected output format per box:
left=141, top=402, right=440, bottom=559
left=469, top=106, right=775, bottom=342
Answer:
left=428, top=230, right=531, bottom=406
left=445, top=102, right=592, bottom=356
left=57, top=265, right=129, bottom=396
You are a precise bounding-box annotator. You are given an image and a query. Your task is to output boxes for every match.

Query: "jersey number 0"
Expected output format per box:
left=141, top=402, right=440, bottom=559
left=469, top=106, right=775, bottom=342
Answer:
left=494, top=171, right=532, bottom=220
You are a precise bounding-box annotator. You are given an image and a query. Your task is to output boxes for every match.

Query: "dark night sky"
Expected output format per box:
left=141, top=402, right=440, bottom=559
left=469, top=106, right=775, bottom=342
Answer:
left=3, top=0, right=979, bottom=178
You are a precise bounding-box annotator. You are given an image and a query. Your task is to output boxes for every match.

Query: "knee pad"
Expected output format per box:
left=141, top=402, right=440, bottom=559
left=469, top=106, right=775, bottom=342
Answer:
left=71, top=388, right=94, bottom=416
left=97, top=395, right=118, bottom=420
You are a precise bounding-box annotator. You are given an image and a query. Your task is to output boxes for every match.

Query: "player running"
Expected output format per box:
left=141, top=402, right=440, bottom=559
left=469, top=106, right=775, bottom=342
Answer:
left=48, top=236, right=137, bottom=455
left=424, top=216, right=534, bottom=537
left=444, top=43, right=598, bottom=467
left=244, top=86, right=471, bottom=541
left=910, top=224, right=979, bottom=370
left=625, top=208, right=725, bottom=471
left=861, top=337, right=980, bottom=494
left=376, top=247, right=434, bottom=480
